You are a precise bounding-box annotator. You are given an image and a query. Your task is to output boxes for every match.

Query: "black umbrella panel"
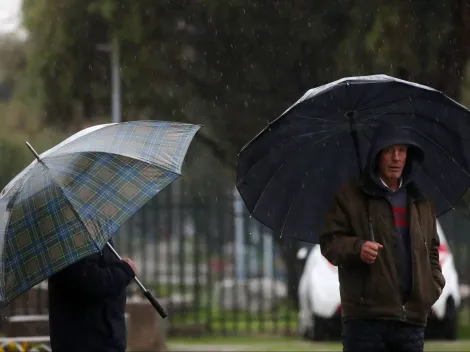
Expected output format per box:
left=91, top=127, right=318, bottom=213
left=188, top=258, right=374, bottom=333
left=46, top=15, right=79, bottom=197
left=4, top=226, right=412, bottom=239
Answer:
left=236, top=74, right=470, bottom=243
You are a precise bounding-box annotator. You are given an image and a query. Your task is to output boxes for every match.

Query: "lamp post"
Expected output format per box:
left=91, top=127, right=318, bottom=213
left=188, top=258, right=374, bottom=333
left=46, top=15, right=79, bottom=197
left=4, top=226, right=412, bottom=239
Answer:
left=96, top=36, right=121, bottom=123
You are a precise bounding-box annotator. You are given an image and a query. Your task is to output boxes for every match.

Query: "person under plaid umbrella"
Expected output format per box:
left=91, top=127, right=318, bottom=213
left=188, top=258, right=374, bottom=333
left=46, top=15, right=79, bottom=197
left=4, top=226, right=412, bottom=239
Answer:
left=0, top=120, right=200, bottom=352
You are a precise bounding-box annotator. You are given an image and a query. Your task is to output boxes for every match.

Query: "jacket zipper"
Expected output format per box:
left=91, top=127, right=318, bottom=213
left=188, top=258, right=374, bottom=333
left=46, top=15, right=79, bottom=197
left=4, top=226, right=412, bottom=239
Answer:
left=408, top=202, right=422, bottom=308
left=402, top=201, right=421, bottom=319
left=387, top=197, right=413, bottom=315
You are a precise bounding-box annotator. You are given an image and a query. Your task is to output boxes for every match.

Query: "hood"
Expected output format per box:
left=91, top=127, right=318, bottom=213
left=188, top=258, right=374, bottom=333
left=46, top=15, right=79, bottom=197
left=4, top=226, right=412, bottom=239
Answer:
left=363, top=124, right=424, bottom=192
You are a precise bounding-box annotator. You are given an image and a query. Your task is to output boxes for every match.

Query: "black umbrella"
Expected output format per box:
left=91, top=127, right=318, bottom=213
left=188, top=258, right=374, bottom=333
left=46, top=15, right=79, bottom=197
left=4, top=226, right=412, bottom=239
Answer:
left=236, top=74, right=470, bottom=243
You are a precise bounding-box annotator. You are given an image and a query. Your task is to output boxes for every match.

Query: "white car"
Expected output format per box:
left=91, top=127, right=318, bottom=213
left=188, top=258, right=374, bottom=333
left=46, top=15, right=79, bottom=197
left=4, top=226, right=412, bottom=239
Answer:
left=297, top=220, right=461, bottom=341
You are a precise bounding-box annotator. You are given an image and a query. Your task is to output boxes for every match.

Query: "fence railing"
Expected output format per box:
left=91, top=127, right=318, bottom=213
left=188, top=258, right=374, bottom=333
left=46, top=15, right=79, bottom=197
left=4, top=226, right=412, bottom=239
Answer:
left=113, top=186, right=296, bottom=335
left=3, top=181, right=470, bottom=337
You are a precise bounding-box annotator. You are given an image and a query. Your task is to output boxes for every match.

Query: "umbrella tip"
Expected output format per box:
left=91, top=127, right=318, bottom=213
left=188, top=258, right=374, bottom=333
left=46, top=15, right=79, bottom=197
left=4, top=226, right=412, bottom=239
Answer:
left=25, top=141, right=41, bottom=162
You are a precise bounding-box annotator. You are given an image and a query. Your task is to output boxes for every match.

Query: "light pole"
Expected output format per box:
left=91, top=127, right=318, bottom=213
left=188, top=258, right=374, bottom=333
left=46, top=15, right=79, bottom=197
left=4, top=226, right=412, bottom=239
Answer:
left=96, top=36, right=121, bottom=123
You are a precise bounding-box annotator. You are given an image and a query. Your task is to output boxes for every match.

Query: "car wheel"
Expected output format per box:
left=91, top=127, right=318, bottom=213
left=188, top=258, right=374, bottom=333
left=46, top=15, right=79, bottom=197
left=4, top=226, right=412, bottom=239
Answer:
left=299, top=320, right=313, bottom=340
left=300, top=327, right=310, bottom=340
left=313, top=315, right=326, bottom=341
left=442, top=298, right=458, bottom=340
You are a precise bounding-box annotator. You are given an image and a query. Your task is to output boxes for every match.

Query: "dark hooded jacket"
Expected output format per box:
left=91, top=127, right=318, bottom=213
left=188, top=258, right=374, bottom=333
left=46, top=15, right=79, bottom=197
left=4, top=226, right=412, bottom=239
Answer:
left=48, top=242, right=135, bottom=352
left=319, top=124, right=445, bottom=326
left=363, top=124, right=425, bottom=300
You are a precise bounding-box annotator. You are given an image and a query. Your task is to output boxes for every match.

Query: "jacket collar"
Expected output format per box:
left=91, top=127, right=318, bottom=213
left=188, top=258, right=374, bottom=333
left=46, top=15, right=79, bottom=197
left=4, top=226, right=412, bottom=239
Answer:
left=379, top=177, right=403, bottom=190
left=359, top=176, right=425, bottom=203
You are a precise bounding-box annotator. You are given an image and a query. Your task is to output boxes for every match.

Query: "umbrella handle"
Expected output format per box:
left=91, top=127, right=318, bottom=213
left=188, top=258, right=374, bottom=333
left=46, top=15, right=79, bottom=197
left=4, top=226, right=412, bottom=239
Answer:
left=368, top=216, right=375, bottom=243
left=106, top=242, right=168, bottom=319
left=143, top=289, right=168, bottom=318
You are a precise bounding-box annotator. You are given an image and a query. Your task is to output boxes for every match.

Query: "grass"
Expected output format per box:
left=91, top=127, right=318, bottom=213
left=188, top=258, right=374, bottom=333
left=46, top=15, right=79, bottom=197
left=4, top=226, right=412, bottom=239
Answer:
left=169, top=306, right=297, bottom=333
left=167, top=309, right=470, bottom=351
left=168, top=336, right=470, bottom=351
left=169, top=306, right=470, bottom=336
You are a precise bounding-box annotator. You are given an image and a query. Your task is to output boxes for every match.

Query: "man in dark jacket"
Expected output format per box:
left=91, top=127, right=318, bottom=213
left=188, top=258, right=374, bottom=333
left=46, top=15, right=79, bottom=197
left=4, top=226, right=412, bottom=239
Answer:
left=319, top=124, right=445, bottom=352
left=48, top=242, right=136, bottom=352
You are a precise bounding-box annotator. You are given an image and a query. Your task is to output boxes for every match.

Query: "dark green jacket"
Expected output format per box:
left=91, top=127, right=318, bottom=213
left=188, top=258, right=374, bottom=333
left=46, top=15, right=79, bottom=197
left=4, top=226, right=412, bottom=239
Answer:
left=319, top=179, right=445, bottom=327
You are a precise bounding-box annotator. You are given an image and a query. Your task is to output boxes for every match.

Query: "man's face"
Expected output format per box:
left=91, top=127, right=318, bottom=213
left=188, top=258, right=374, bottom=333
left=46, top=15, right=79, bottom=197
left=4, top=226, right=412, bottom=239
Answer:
left=378, top=144, right=408, bottom=182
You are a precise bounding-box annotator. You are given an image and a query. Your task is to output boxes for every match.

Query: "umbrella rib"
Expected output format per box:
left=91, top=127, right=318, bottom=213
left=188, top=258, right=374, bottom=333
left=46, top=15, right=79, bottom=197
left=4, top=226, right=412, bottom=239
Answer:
left=279, top=190, right=297, bottom=239
left=279, top=127, right=372, bottom=239
left=350, top=83, right=370, bottom=111
left=237, top=128, right=341, bottom=186
left=299, top=101, right=341, bottom=114
left=47, top=151, right=183, bottom=177
left=1, top=158, right=41, bottom=201
left=355, top=94, right=418, bottom=114
left=407, top=129, right=470, bottom=177
left=358, top=106, right=407, bottom=124
left=351, top=84, right=403, bottom=112
left=4, top=168, right=34, bottom=210
left=292, top=114, right=343, bottom=124
left=411, top=112, right=465, bottom=139
left=251, top=163, right=286, bottom=214
left=420, top=165, right=454, bottom=211
left=364, top=111, right=468, bottom=140
left=355, top=93, right=469, bottom=121
left=249, top=131, right=341, bottom=213
left=357, top=98, right=413, bottom=114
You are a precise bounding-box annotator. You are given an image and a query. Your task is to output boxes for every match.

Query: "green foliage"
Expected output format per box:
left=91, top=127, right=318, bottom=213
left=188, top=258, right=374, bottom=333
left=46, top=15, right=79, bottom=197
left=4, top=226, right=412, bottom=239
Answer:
left=14, top=1, right=470, bottom=309
left=19, top=0, right=468, bottom=169
left=0, top=137, right=30, bottom=190
left=0, top=127, right=69, bottom=190
left=22, top=0, right=110, bottom=127
left=0, top=102, right=67, bottom=191
left=16, top=0, right=470, bottom=207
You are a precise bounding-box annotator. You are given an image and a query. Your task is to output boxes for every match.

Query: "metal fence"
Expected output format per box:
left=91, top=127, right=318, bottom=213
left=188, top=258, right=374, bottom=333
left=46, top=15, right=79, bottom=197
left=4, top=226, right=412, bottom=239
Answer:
left=4, top=179, right=470, bottom=337
left=113, top=181, right=297, bottom=336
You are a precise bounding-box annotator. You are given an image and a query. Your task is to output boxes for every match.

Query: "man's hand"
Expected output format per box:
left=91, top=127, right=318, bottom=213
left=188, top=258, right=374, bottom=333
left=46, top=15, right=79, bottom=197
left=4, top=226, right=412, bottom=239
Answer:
left=360, top=241, right=383, bottom=264
left=122, top=258, right=137, bottom=274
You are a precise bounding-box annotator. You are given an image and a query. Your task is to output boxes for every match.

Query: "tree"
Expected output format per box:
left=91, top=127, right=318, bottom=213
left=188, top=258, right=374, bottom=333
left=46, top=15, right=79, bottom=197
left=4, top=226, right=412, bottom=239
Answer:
left=20, top=0, right=470, bottom=306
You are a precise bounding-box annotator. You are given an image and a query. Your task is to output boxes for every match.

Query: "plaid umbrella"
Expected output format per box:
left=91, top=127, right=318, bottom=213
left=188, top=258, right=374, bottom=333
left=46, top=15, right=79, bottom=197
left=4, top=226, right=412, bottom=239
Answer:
left=0, top=120, right=200, bottom=317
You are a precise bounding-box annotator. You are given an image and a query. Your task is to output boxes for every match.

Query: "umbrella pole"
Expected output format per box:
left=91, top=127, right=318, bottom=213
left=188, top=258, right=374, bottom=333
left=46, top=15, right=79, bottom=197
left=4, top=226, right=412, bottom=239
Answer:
left=347, top=116, right=363, bottom=178
left=348, top=115, right=375, bottom=243
left=106, top=242, right=168, bottom=318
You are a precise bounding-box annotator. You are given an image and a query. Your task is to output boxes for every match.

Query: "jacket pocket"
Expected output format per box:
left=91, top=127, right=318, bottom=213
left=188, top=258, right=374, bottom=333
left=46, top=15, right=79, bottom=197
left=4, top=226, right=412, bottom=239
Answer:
left=338, top=263, right=369, bottom=304
left=413, top=240, right=440, bottom=310
left=102, top=305, right=114, bottom=338
left=359, top=266, right=376, bottom=306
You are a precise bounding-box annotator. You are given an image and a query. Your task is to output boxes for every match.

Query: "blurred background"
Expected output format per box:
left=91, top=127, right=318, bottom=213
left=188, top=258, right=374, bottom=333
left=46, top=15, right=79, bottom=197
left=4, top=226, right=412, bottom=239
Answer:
left=2, top=1, right=470, bottom=351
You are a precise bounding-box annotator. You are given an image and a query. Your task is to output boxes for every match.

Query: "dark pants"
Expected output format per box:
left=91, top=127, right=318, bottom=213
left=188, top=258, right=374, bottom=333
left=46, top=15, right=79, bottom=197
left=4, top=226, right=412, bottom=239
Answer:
left=342, top=319, right=425, bottom=352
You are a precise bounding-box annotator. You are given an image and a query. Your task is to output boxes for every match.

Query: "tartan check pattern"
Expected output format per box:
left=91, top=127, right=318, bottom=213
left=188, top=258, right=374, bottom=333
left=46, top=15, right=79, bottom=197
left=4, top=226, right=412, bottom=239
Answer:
left=0, top=120, right=200, bottom=304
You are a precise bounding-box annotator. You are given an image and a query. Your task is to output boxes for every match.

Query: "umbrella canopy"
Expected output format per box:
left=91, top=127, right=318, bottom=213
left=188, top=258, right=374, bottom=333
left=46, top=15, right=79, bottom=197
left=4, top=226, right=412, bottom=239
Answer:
left=236, top=74, right=470, bottom=243
left=0, top=120, right=200, bottom=304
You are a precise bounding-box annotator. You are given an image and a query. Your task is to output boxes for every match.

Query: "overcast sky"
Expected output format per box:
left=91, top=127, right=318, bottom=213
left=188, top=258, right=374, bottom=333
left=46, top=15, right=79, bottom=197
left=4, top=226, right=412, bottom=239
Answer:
left=0, top=0, right=22, bottom=34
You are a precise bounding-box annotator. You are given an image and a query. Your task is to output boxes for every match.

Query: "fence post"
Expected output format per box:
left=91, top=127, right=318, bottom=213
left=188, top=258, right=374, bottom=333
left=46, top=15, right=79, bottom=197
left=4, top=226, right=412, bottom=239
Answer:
left=233, top=187, right=245, bottom=281
left=263, top=233, right=274, bottom=279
